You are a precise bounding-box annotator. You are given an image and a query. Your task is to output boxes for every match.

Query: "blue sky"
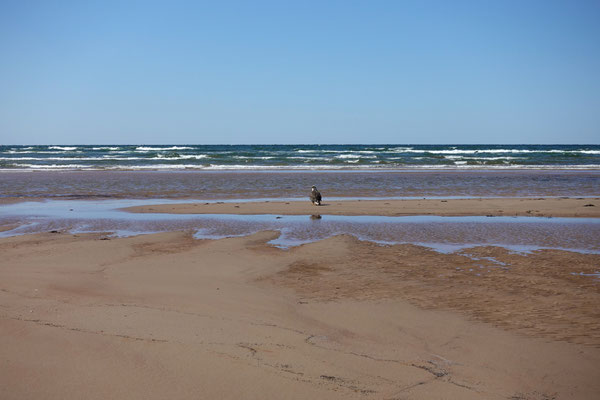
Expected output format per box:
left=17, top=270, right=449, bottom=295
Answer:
left=1, top=0, right=599, bottom=144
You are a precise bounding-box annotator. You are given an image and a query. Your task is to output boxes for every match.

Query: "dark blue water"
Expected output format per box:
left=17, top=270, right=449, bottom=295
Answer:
left=2, top=144, right=600, bottom=170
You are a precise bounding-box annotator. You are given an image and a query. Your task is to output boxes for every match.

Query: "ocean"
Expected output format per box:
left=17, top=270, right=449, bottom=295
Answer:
left=1, top=144, right=599, bottom=252
left=2, top=144, right=600, bottom=171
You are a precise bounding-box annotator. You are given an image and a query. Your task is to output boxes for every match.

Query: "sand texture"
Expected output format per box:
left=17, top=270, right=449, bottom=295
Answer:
left=124, top=197, right=600, bottom=218
left=1, top=230, right=599, bottom=399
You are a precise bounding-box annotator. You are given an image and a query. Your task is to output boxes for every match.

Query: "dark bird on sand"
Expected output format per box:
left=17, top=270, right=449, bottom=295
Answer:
left=310, top=186, right=322, bottom=205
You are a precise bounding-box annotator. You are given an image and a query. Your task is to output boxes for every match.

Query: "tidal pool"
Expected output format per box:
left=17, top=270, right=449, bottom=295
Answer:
left=1, top=199, right=599, bottom=253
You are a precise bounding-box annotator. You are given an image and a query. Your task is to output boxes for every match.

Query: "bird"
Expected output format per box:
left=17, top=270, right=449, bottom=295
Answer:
left=310, top=185, right=322, bottom=205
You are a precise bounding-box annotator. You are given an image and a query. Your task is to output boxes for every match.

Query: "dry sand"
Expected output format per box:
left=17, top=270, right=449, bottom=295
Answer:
left=124, top=197, right=600, bottom=218
left=1, top=230, right=599, bottom=399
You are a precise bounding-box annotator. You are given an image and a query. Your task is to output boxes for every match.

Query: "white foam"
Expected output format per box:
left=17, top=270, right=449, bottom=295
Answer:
left=2, top=157, right=88, bottom=161
left=200, top=164, right=349, bottom=170
left=6, top=150, right=73, bottom=154
left=335, top=154, right=377, bottom=159
left=178, top=154, right=208, bottom=159
left=48, top=146, right=77, bottom=151
left=297, top=149, right=378, bottom=154
left=6, top=163, right=600, bottom=171
left=101, top=156, right=146, bottom=160
left=135, top=146, right=194, bottom=151
left=13, top=164, right=96, bottom=169
left=154, top=154, right=208, bottom=160
left=395, top=148, right=600, bottom=155
left=288, top=156, right=330, bottom=160
left=444, top=155, right=518, bottom=160
left=232, top=156, right=274, bottom=160
left=577, top=150, right=600, bottom=154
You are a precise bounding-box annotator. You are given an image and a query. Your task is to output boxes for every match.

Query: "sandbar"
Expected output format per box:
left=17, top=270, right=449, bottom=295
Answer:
left=124, top=196, right=600, bottom=218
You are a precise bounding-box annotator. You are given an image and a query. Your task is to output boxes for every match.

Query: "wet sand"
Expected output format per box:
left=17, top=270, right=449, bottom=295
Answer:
left=2, top=194, right=600, bottom=398
left=1, top=230, right=599, bottom=399
left=2, top=170, right=600, bottom=200
left=125, top=197, right=600, bottom=218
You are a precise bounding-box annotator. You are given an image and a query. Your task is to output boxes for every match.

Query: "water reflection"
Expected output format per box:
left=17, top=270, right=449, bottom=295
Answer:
left=0, top=199, right=599, bottom=253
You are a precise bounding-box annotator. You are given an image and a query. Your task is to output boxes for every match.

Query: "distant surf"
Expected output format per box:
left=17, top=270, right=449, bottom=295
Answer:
left=1, top=144, right=600, bottom=171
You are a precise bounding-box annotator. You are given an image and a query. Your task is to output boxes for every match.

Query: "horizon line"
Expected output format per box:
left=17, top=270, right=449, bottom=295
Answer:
left=3, top=143, right=600, bottom=146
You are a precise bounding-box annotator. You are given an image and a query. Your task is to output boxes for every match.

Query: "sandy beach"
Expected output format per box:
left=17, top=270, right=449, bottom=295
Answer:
left=1, top=222, right=599, bottom=399
left=3, top=0, right=600, bottom=397
left=124, top=196, right=600, bottom=218
left=1, top=192, right=599, bottom=400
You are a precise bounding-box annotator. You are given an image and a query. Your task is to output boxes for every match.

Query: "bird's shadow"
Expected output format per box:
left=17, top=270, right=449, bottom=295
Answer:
left=315, top=203, right=330, bottom=207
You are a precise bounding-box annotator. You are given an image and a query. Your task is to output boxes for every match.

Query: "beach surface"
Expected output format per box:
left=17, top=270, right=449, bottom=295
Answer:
left=1, top=229, right=599, bottom=399
left=124, top=197, right=600, bottom=218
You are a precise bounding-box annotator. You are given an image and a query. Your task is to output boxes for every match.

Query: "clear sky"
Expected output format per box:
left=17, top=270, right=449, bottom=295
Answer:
left=1, top=0, right=599, bottom=145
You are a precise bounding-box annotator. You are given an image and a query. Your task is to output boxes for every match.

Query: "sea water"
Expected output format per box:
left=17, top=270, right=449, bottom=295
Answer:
left=2, top=144, right=600, bottom=171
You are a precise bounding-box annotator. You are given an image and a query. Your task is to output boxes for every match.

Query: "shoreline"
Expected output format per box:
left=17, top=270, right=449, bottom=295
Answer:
left=2, top=166, right=600, bottom=172
left=123, top=197, right=600, bottom=218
